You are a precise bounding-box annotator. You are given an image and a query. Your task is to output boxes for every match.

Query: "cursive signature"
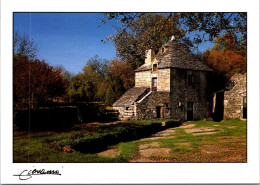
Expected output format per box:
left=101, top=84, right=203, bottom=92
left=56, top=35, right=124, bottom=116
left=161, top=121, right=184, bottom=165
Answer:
left=13, top=169, right=61, bottom=180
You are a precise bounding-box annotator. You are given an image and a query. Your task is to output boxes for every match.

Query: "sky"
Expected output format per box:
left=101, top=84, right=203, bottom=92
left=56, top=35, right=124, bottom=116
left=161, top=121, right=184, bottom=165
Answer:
left=14, top=13, right=213, bottom=74
left=14, top=13, right=117, bottom=74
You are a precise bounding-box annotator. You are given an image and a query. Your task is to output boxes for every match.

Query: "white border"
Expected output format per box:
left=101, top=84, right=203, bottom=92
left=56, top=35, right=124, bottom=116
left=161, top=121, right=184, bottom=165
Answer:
left=1, top=0, right=259, bottom=184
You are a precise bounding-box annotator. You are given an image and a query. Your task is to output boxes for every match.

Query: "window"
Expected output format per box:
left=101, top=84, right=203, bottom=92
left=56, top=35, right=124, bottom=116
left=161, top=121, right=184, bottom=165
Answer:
left=152, top=77, right=157, bottom=91
left=162, top=48, right=164, bottom=53
left=153, top=64, right=158, bottom=71
left=187, top=71, right=193, bottom=85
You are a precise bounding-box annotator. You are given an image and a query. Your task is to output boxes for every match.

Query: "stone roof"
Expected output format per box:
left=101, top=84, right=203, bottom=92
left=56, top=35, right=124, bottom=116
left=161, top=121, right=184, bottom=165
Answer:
left=113, top=87, right=150, bottom=107
left=135, top=40, right=212, bottom=72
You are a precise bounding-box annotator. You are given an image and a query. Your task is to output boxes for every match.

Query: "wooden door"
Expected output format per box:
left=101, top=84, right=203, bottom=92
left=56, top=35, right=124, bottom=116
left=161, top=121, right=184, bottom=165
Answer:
left=161, top=107, right=164, bottom=118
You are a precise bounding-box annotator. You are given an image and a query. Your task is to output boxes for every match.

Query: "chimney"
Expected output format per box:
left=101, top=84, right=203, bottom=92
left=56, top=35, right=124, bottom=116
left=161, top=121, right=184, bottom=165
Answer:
left=145, top=49, right=155, bottom=65
left=170, top=35, right=175, bottom=41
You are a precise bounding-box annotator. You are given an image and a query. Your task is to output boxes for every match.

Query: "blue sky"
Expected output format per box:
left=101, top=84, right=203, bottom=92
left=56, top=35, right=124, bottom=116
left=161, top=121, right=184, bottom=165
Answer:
left=14, top=13, right=213, bottom=74
left=14, top=13, right=117, bottom=74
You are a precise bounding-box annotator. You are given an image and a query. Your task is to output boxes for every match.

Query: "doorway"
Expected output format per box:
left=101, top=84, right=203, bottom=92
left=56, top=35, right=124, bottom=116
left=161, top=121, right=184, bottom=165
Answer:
left=156, top=106, right=161, bottom=118
left=187, top=102, right=193, bottom=121
left=243, top=96, right=247, bottom=119
left=212, top=91, right=224, bottom=121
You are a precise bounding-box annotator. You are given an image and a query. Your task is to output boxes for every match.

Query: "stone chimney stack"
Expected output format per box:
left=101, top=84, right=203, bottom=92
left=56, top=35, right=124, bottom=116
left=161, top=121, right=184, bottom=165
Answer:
left=170, top=35, right=175, bottom=41
left=145, top=49, right=155, bottom=65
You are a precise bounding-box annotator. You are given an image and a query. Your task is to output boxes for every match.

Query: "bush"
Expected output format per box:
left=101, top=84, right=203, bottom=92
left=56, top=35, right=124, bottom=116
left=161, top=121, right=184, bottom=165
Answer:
left=52, top=119, right=180, bottom=153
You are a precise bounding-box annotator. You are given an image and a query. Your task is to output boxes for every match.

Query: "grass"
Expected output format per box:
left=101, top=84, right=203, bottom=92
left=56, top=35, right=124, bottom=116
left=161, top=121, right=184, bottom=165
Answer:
left=13, top=119, right=178, bottom=162
left=111, top=118, right=247, bottom=162
left=13, top=118, right=246, bottom=163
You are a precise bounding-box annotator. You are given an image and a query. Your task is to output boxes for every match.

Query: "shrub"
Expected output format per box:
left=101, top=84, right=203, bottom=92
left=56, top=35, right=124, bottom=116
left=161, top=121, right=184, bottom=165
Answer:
left=51, top=119, right=180, bottom=153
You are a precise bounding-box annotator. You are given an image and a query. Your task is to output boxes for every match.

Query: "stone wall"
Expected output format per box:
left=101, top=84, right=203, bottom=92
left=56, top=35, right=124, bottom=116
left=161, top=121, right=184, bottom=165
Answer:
left=134, top=68, right=211, bottom=121
left=135, top=71, right=151, bottom=87
left=224, top=73, right=247, bottom=119
left=157, top=68, right=170, bottom=91
left=170, top=68, right=211, bottom=121
left=135, top=68, right=171, bottom=91
left=135, top=92, right=170, bottom=120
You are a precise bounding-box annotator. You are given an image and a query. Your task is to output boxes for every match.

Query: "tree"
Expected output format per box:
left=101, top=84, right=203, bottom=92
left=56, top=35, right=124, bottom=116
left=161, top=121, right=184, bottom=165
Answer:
left=202, top=32, right=247, bottom=78
left=13, top=31, right=38, bottom=60
left=101, top=13, right=247, bottom=69
left=103, top=13, right=185, bottom=69
left=13, top=54, right=67, bottom=109
left=103, top=59, right=135, bottom=105
left=83, top=56, right=107, bottom=85
left=67, top=73, right=95, bottom=102
left=82, top=56, right=108, bottom=101
left=211, top=32, right=246, bottom=57
left=106, top=59, right=134, bottom=90
left=206, top=50, right=246, bottom=78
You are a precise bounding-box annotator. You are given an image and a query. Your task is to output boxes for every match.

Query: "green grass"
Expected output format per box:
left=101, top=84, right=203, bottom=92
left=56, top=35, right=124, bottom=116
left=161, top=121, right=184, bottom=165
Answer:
left=13, top=118, right=246, bottom=163
left=110, top=119, right=246, bottom=162
left=116, top=142, right=138, bottom=159
left=14, top=119, right=178, bottom=162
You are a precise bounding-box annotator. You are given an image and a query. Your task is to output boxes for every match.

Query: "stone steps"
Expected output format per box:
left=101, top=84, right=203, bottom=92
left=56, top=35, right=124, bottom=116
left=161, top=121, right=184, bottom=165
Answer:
left=124, top=110, right=134, bottom=113
left=113, top=87, right=150, bottom=121
left=119, top=105, right=135, bottom=120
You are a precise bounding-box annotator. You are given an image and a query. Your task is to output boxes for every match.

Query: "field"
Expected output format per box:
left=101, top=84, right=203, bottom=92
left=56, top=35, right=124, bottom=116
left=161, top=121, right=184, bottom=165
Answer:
left=13, top=119, right=246, bottom=163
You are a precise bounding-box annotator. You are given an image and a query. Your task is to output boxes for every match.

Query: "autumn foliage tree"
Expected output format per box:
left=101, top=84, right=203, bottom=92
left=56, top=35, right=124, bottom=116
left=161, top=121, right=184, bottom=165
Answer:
left=13, top=54, right=67, bottom=109
left=13, top=32, right=68, bottom=109
left=202, top=32, right=246, bottom=79
left=105, top=59, right=134, bottom=105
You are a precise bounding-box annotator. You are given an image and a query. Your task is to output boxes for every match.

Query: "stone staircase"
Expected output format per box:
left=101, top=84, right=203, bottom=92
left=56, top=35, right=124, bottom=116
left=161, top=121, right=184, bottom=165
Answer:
left=119, top=105, right=135, bottom=120
left=113, top=87, right=150, bottom=121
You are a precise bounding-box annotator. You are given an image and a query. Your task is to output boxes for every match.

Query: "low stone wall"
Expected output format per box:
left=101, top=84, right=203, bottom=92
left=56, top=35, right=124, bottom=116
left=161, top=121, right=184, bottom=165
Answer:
left=224, top=73, right=247, bottom=119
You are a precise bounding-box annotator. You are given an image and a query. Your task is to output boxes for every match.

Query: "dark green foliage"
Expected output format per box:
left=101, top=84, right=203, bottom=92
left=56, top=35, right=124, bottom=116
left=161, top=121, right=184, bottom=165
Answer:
left=50, top=120, right=179, bottom=153
left=105, top=85, right=116, bottom=106
left=67, top=74, right=95, bottom=102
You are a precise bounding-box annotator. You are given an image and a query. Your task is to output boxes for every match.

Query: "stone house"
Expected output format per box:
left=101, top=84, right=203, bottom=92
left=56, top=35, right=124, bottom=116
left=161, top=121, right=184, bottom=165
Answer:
left=223, top=73, right=247, bottom=119
left=113, top=37, right=213, bottom=121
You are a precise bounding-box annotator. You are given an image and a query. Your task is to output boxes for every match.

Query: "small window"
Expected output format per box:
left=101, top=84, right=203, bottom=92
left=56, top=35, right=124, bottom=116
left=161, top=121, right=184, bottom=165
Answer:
left=153, top=64, right=158, bottom=71
left=152, top=77, right=157, bottom=91
left=187, top=71, right=193, bottom=85
left=162, top=48, right=164, bottom=53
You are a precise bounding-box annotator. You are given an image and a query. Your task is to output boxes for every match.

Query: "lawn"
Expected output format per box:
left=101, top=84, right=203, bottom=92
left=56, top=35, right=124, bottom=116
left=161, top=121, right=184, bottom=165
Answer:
left=13, top=119, right=246, bottom=163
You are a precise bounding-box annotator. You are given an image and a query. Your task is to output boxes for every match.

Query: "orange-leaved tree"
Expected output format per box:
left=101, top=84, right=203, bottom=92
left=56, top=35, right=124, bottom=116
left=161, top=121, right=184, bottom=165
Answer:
left=13, top=54, right=67, bottom=109
left=202, top=32, right=246, bottom=78
left=206, top=50, right=246, bottom=78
